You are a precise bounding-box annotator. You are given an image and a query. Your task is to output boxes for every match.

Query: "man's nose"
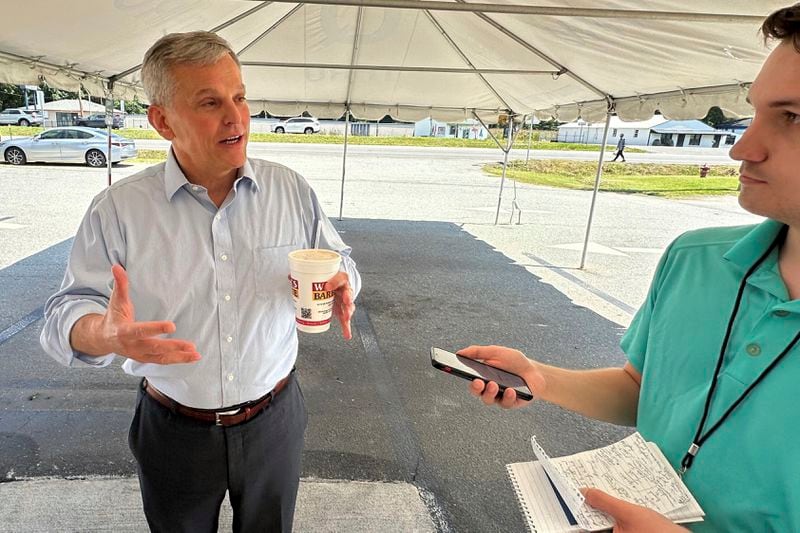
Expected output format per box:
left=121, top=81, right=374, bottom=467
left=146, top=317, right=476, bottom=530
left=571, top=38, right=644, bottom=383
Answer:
left=221, top=100, right=242, bottom=125
left=729, top=121, right=766, bottom=163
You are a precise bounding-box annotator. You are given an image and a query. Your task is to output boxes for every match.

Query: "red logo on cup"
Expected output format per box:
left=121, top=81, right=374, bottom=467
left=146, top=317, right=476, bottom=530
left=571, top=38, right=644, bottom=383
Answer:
left=311, top=281, right=334, bottom=301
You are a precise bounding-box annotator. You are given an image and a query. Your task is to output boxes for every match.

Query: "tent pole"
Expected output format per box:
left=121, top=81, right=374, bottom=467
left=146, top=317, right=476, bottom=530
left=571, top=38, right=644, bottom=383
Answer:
left=473, top=112, right=523, bottom=225
left=338, top=108, right=350, bottom=221
left=579, top=113, right=612, bottom=269
left=525, top=113, right=533, bottom=164
left=495, top=133, right=512, bottom=225
left=472, top=112, right=509, bottom=225
left=105, top=84, right=114, bottom=187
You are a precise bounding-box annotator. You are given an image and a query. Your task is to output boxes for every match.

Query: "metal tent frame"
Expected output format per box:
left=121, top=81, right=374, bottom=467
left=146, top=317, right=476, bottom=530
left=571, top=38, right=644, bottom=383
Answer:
left=0, top=1, right=774, bottom=266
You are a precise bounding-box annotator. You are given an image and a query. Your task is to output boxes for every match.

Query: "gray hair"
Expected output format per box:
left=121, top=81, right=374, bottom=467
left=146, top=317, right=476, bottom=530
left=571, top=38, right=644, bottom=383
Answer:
left=141, top=31, right=240, bottom=106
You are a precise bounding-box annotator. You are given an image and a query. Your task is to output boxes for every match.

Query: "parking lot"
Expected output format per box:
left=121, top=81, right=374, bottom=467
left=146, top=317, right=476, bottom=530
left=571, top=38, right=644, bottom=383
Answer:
left=0, top=143, right=760, bottom=531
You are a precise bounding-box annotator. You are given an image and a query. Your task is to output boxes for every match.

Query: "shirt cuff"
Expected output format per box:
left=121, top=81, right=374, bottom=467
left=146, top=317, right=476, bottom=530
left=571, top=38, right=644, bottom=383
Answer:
left=61, top=301, right=116, bottom=368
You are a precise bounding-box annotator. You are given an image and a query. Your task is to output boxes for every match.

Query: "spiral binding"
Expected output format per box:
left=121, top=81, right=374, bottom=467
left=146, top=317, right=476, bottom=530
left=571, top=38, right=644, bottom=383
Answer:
left=506, top=464, right=538, bottom=533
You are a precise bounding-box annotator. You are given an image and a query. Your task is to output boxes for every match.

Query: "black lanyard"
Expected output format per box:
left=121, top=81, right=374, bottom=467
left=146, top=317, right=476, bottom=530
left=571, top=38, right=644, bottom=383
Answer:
left=680, top=224, right=800, bottom=476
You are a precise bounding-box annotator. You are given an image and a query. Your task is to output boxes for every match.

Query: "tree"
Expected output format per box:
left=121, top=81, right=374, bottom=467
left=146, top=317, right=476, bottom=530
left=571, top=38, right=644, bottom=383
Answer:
left=534, top=118, right=560, bottom=131
left=39, top=81, right=78, bottom=103
left=702, top=106, right=726, bottom=128
left=123, top=95, right=146, bottom=114
left=0, top=84, right=24, bottom=110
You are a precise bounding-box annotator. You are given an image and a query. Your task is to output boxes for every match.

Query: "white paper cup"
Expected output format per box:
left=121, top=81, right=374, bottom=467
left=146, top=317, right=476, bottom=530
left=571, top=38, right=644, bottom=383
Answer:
left=288, top=249, right=342, bottom=333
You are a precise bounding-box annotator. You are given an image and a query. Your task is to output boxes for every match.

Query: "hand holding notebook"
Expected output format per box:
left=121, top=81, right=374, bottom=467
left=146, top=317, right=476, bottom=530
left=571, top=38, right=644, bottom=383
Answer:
left=506, top=432, right=704, bottom=532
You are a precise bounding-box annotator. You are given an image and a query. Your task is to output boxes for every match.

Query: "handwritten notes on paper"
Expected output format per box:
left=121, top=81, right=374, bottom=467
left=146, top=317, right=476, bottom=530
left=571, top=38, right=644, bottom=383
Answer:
left=550, top=433, right=691, bottom=529
left=516, top=432, right=703, bottom=531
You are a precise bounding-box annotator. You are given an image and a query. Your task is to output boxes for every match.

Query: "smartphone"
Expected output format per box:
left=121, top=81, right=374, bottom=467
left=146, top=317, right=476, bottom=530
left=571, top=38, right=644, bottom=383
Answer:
left=430, top=347, right=534, bottom=401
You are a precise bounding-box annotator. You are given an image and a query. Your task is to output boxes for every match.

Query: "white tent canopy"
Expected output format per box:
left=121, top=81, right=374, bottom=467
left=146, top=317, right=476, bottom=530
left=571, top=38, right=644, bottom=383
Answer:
left=0, top=1, right=784, bottom=122
left=0, top=0, right=782, bottom=266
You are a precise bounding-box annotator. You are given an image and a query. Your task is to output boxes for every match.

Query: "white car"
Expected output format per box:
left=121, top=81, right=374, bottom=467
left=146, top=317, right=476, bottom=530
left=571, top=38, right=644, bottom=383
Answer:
left=0, top=126, right=136, bottom=167
left=271, top=117, right=321, bottom=134
left=0, top=108, right=44, bottom=126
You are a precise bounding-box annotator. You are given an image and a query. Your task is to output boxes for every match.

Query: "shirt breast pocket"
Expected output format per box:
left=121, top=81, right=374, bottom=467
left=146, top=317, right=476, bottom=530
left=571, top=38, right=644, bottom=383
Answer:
left=253, top=244, right=299, bottom=309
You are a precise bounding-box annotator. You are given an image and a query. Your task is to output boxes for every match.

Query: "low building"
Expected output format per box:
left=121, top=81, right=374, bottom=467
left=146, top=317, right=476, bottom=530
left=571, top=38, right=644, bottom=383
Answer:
left=41, top=99, right=128, bottom=127
left=716, top=117, right=751, bottom=145
left=557, top=116, right=733, bottom=148
left=41, top=99, right=105, bottom=127
left=413, top=118, right=488, bottom=139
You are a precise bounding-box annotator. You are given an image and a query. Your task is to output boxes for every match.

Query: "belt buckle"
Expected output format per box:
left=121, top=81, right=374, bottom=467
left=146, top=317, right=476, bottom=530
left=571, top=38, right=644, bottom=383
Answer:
left=214, top=407, right=241, bottom=427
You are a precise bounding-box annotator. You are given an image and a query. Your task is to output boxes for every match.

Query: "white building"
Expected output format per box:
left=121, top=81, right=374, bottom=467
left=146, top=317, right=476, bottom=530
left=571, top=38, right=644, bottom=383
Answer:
left=557, top=116, right=733, bottom=148
left=42, top=99, right=116, bottom=127
left=414, top=118, right=488, bottom=139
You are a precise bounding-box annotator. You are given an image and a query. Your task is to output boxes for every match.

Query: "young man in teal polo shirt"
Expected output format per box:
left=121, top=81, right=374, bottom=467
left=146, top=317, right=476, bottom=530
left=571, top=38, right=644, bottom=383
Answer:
left=458, top=4, right=800, bottom=531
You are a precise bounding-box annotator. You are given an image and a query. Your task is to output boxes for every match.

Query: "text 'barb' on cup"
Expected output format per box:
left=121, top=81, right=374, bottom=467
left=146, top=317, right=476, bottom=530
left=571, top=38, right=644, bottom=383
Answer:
left=288, top=249, right=342, bottom=333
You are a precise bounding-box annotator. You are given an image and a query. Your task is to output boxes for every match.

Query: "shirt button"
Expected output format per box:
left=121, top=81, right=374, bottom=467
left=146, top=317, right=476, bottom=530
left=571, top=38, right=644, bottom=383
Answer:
left=227, top=373, right=234, bottom=381
left=746, top=343, right=762, bottom=357
left=221, top=254, right=228, bottom=261
left=224, top=294, right=231, bottom=301
left=192, top=186, right=200, bottom=192
left=226, top=336, right=233, bottom=343
left=774, top=310, right=790, bottom=317
left=215, top=213, right=222, bottom=221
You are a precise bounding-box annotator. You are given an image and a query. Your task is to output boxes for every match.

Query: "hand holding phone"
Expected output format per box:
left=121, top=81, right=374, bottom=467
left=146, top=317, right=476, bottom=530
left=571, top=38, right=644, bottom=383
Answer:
left=430, top=347, right=534, bottom=401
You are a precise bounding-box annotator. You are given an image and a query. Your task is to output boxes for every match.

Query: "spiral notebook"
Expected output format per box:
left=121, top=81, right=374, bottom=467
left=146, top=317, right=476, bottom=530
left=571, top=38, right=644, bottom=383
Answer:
left=506, top=432, right=704, bottom=532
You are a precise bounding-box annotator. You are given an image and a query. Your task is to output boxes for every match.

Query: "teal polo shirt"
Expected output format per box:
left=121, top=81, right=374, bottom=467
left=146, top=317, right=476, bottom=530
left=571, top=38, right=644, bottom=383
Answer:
left=622, top=219, right=800, bottom=532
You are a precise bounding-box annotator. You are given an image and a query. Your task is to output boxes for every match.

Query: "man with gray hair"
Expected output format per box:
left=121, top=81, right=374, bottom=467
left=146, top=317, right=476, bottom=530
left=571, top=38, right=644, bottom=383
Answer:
left=40, top=31, right=361, bottom=532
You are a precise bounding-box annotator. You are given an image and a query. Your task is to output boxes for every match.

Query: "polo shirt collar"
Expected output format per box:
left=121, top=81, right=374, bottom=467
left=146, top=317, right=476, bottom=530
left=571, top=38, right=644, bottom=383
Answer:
left=724, top=218, right=791, bottom=302
left=163, top=148, right=259, bottom=201
left=723, top=219, right=786, bottom=270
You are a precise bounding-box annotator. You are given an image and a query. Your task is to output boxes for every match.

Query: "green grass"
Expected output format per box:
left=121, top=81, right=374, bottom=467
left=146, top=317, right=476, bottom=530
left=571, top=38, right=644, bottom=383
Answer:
left=1, top=124, right=642, bottom=152
left=129, top=149, right=167, bottom=163
left=131, top=152, right=737, bottom=199
left=1, top=125, right=44, bottom=137
left=484, top=160, right=740, bottom=199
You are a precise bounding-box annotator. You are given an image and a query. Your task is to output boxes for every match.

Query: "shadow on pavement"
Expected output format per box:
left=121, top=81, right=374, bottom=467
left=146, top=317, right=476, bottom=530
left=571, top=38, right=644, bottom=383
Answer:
left=0, top=218, right=633, bottom=532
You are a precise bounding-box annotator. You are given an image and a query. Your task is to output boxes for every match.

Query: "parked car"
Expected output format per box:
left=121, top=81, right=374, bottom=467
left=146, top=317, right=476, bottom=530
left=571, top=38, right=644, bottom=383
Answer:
left=0, top=126, right=136, bottom=167
left=270, top=117, right=320, bottom=134
left=75, top=113, right=125, bottom=129
left=0, top=108, right=44, bottom=126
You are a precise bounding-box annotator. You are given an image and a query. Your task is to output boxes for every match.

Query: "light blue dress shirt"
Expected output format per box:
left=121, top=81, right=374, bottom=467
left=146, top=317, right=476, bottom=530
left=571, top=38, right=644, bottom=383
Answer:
left=40, top=150, right=361, bottom=409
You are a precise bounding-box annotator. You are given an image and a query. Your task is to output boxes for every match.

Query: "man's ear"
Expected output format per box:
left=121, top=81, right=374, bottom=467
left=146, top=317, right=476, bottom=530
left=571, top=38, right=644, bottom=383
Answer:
left=147, top=105, right=175, bottom=141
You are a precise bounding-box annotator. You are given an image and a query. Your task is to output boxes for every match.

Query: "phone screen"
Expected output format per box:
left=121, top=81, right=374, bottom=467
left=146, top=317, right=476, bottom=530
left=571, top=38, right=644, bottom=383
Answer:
left=430, top=347, right=533, bottom=399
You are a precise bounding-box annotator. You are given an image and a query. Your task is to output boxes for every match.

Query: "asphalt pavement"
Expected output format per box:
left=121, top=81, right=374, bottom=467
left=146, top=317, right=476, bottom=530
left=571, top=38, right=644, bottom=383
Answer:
left=0, top=142, right=759, bottom=532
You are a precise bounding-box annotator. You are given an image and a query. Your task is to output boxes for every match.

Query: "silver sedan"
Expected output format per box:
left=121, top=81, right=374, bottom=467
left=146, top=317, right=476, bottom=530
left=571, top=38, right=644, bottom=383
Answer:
left=0, top=126, right=136, bottom=167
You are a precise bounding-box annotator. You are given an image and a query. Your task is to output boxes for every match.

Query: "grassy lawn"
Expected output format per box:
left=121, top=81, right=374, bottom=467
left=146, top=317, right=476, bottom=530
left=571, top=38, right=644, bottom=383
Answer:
left=3, top=124, right=733, bottom=200
left=132, top=151, right=737, bottom=199
left=129, top=149, right=167, bottom=163
left=1, top=124, right=642, bottom=152
left=484, top=160, right=740, bottom=199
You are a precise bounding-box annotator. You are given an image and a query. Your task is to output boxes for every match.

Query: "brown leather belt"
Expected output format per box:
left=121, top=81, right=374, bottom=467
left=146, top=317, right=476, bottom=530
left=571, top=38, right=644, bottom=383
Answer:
left=143, top=373, right=292, bottom=427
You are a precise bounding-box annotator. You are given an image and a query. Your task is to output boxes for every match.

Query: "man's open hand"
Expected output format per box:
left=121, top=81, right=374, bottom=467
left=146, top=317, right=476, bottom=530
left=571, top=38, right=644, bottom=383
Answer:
left=97, top=264, right=200, bottom=364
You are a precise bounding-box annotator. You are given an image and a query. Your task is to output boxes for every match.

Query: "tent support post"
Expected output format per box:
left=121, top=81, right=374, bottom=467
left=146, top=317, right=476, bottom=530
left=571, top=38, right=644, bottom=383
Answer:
left=579, top=112, right=612, bottom=269
left=338, top=108, right=350, bottom=221
left=105, top=83, right=114, bottom=187
left=525, top=113, right=533, bottom=164
left=473, top=112, right=521, bottom=225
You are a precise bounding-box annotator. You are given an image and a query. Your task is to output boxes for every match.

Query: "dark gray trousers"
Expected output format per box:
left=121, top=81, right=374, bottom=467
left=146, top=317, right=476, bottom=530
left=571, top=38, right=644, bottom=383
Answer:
left=128, top=374, right=307, bottom=533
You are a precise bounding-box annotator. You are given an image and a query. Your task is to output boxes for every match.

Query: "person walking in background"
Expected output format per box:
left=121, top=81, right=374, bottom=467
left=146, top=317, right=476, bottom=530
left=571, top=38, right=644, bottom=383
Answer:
left=459, top=3, right=800, bottom=531
left=611, top=133, right=626, bottom=161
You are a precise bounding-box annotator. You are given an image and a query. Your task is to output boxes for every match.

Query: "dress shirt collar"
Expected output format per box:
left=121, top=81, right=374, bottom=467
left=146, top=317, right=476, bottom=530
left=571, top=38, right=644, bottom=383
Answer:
left=163, top=148, right=259, bottom=202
